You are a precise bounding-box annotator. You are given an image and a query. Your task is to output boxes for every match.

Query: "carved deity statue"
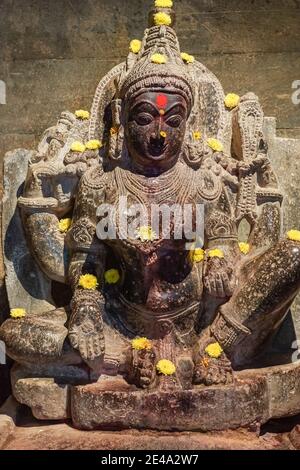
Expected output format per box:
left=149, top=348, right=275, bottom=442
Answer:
left=1, top=1, right=300, bottom=430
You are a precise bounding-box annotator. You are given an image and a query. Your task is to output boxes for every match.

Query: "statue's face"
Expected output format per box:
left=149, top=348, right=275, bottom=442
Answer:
left=125, top=91, right=188, bottom=173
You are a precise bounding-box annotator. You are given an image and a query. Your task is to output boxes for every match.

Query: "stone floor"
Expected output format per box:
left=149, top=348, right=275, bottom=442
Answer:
left=0, top=401, right=300, bottom=450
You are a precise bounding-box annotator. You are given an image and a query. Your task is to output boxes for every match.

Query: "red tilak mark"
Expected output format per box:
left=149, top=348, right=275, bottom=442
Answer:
left=156, top=94, right=168, bottom=108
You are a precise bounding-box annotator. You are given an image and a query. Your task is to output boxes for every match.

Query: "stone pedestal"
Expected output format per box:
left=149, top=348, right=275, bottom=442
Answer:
left=71, top=376, right=268, bottom=432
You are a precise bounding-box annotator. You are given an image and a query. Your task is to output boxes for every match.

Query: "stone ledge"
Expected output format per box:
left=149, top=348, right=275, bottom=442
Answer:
left=0, top=421, right=294, bottom=451
left=71, top=376, right=269, bottom=432
left=0, top=415, right=15, bottom=448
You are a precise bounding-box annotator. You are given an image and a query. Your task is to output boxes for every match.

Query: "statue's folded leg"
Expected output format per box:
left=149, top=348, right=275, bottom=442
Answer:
left=0, top=308, right=82, bottom=366
left=212, top=239, right=300, bottom=367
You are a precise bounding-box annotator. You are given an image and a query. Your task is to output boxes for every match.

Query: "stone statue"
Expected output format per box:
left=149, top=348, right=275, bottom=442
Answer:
left=1, top=0, right=300, bottom=431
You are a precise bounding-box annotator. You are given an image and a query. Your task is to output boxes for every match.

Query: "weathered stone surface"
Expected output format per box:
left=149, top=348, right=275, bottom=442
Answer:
left=0, top=0, right=299, bottom=169
left=10, top=363, right=89, bottom=421
left=1, top=0, right=300, bottom=429
left=2, top=149, right=54, bottom=315
left=289, top=424, right=300, bottom=450
left=0, top=415, right=15, bottom=449
left=1, top=421, right=292, bottom=450
left=240, top=362, right=300, bottom=419
left=71, top=375, right=269, bottom=432
left=264, top=117, right=300, bottom=340
left=13, top=378, right=70, bottom=421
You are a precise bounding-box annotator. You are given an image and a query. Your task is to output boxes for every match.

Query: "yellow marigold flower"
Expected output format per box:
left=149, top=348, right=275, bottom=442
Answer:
left=239, top=242, right=250, bottom=255
left=78, top=274, right=99, bottom=290
left=85, top=139, right=102, bottom=150
left=110, top=127, right=118, bottom=136
left=190, top=247, right=205, bottom=263
left=207, top=248, right=224, bottom=259
left=151, top=53, right=167, bottom=64
left=207, top=138, right=224, bottom=153
left=129, top=39, right=142, bottom=54
left=137, top=226, right=157, bottom=242
left=10, top=308, right=26, bottom=319
left=155, top=0, right=173, bottom=7
left=193, top=131, right=202, bottom=140
left=75, top=109, right=90, bottom=120
left=205, top=342, right=223, bottom=359
left=224, top=93, right=240, bottom=110
left=287, top=230, right=300, bottom=242
left=154, top=12, right=172, bottom=26
left=58, top=218, right=72, bottom=233
left=104, top=269, right=120, bottom=285
left=132, top=337, right=152, bottom=351
left=181, top=52, right=195, bottom=64
left=156, top=359, right=176, bottom=376
left=160, top=131, right=167, bottom=138
left=70, top=141, right=86, bottom=153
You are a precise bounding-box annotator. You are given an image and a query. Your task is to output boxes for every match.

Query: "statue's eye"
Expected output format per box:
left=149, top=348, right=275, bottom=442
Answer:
left=165, top=115, right=182, bottom=128
left=135, top=113, right=153, bottom=126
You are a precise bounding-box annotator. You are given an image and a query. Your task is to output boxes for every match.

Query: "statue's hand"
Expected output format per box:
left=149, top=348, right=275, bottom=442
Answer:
left=204, top=257, right=236, bottom=298
left=68, top=292, right=105, bottom=362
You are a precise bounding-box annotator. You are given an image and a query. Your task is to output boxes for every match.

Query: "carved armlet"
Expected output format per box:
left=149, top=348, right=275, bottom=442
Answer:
left=211, top=308, right=251, bottom=351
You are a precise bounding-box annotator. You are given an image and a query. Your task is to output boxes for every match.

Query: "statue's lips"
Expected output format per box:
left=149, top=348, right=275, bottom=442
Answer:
left=148, top=136, right=167, bottom=158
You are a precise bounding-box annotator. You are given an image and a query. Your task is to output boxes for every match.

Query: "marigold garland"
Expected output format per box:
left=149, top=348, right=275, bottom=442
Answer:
left=181, top=52, right=195, bottom=64
left=137, top=226, right=157, bottom=242
left=193, top=131, right=202, bottom=140
left=207, top=248, right=224, bottom=259
left=239, top=242, right=250, bottom=255
left=58, top=218, right=72, bottom=233
left=154, top=12, right=172, bottom=26
left=132, top=337, right=152, bottom=350
left=155, top=0, right=173, bottom=7
left=151, top=53, right=167, bottom=64
left=207, top=138, right=224, bottom=153
left=287, top=230, right=300, bottom=242
left=104, top=269, right=120, bottom=285
left=205, top=342, right=223, bottom=359
left=129, top=39, right=142, bottom=54
left=70, top=141, right=86, bottom=153
left=75, top=109, right=90, bottom=120
left=78, top=274, right=99, bottom=290
left=156, top=359, right=176, bottom=375
left=10, top=308, right=26, bottom=319
left=224, top=93, right=240, bottom=110
left=85, top=139, right=102, bottom=150
left=190, top=247, right=205, bottom=263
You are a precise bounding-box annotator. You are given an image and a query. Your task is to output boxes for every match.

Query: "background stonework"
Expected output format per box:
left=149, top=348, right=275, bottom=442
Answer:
left=0, top=0, right=300, bottom=403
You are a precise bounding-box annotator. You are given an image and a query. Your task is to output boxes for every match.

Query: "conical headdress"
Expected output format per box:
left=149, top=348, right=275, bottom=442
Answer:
left=89, top=0, right=229, bottom=152
left=119, top=4, right=195, bottom=110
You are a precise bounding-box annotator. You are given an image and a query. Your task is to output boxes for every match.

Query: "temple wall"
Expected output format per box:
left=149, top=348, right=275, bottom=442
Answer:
left=0, top=0, right=300, bottom=403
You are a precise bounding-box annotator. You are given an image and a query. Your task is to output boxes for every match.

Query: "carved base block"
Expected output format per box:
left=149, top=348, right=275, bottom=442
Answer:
left=11, top=363, right=90, bottom=421
left=71, top=363, right=300, bottom=432
left=71, top=376, right=269, bottom=431
left=11, top=362, right=300, bottom=431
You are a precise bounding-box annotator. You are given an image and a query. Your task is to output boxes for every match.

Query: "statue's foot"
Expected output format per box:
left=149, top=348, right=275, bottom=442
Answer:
left=193, top=330, right=233, bottom=386
left=193, top=356, right=233, bottom=386
left=68, top=300, right=105, bottom=366
left=130, top=348, right=157, bottom=389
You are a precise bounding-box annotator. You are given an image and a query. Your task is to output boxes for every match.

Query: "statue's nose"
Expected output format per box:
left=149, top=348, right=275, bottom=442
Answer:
left=153, top=116, right=164, bottom=139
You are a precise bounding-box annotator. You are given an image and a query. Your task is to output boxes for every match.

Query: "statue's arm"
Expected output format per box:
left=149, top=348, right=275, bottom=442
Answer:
left=65, top=170, right=108, bottom=363
left=203, top=194, right=238, bottom=299
left=17, top=111, right=92, bottom=283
